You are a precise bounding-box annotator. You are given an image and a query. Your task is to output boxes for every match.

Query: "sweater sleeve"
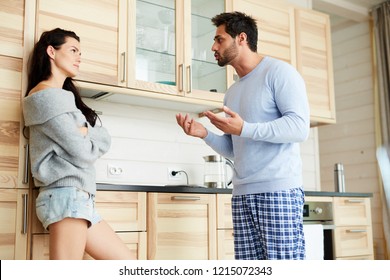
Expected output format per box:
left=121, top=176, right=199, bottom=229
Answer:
left=36, top=112, right=111, bottom=168
left=203, top=130, right=234, bottom=159
left=240, top=63, right=310, bottom=144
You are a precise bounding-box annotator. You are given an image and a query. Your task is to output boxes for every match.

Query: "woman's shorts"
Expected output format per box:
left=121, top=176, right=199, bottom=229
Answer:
left=35, top=186, right=102, bottom=230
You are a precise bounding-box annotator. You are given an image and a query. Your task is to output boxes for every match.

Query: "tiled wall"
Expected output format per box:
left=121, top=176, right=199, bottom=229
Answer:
left=84, top=99, right=321, bottom=191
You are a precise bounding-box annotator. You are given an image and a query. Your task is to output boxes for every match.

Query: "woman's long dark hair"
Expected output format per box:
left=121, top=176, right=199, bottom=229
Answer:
left=25, top=28, right=98, bottom=126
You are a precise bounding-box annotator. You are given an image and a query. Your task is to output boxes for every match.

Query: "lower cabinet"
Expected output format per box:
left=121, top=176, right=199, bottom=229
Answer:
left=147, top=192, right=217, bottom=260
left=216, top=193, right=234, bottom=260
left=29, top=190, right=147, bottom=260
left=333, top=197, right=374, bottom=260
left=0, top=189, right=29, bottom=260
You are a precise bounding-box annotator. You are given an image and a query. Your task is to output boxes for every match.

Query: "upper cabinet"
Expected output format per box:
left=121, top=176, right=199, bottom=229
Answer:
left=34, top=0, right=336, bottom=125
left=36, top=0, right=121, bottom=85
left=232, top=0, right=296, bottom=67
left=0, top=0, right=25, bottom=58
left=231, top=0, right=336, bottom=126
left=35, top=0, right=229, bottom=105
left=295, top=8, right=336, bottom=125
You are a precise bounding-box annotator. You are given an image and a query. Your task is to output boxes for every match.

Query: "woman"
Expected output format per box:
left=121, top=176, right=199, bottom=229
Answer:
left=23, top=28, right=133, bottom=260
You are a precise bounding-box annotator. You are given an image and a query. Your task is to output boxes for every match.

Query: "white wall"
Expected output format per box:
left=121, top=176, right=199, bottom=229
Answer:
left=84, top=98, right=320, bottom=191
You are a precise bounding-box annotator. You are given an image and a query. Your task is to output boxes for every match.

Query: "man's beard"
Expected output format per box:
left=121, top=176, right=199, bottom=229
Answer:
left=216, top=41, right=238, bottom=67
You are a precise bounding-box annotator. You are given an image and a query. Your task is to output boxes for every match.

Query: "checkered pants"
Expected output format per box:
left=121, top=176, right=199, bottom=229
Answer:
left=232, top=188, right=305, bottom=260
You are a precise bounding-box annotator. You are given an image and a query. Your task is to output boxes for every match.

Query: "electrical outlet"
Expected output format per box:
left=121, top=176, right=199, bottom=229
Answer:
left=167, top=168, right=184, bottom=181
left=107, top=164, right=124, bottom=178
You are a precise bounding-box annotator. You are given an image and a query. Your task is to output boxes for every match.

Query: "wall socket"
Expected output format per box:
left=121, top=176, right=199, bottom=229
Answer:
left=107, top=165, right=124, bottom=178
left=167, top=168, right=184, bottom=181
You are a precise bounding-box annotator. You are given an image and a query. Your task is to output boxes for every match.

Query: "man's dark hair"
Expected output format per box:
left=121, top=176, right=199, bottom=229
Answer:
left=211, top=11, right=258, bottom=52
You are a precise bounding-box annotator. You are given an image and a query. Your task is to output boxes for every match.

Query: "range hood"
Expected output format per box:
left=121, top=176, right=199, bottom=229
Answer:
left=77, top=81, right=223, bottom=115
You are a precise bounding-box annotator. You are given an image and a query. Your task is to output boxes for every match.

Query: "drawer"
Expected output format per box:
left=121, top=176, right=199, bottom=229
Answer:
left=31, top=190, right=147, bottom=233
left=333, top=226, right=374, bottom=258
left=333, top=197, right=371, bottom=226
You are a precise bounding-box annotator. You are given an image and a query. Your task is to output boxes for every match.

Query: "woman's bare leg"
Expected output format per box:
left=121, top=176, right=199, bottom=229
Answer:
left=49, top=218, right=88, bottom=260
left=85, top=220, right=135, bottom=260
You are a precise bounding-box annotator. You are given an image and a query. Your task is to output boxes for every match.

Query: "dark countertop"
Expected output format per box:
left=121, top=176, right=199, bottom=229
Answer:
left=97, top=183, right=373, bottom=197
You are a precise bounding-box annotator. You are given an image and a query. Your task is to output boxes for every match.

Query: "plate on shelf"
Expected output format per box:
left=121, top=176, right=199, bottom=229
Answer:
left=156, top=81, right=176, bottom=86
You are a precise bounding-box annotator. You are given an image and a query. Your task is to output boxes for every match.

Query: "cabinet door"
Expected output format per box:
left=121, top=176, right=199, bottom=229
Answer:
left=232, top=0, right=296, bottom=66
left=31, top=190, right=147, bottom=233
left=0, top=0, right=25, bottom=58
left=147, top=192, right=217, bottom=260
left=216, top=193, right=232, bottom=229
left=95, top=191, right=146, bottom=232
left=0, top=189, right=29, bottom=260
left=184, top=0, right=227, bottom=102
left=0, top=56, right=23, bottom=189
left=30, top=190, right=147, bottom=260
left=333, top=226, right=374, bottom=258
left=217, top=229, right=234, bottom=260
left=333, top=197, right=372, bottom=226
left=295, top=9, right=336, bottom=125
left=129, top=0, right=178, bottom=95
left=36, top=0, right=122, bottom=86
left=129, top=0, right=227, bottom=102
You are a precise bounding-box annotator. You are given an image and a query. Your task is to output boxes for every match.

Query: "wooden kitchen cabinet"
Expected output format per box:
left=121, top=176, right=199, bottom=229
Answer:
left=36, top=0, right=122, bottom=86
left=216, top=193, right=234, bottom=260
left=30, top=190, right=147, bottom=260
left=295, top=8, right=336, bottom=125
left=232, top=0, right=296, bottom=67
left=35, top=0, right=229, bottom=104
left=0, top=189, right=29, bottom=260
left=0, top=0, right=25, bottom=58
left=147, top=192, right=217, bottom=260
left=0, top=54, right=30, bottom=259
left=333, top=197, right=374, bottom=259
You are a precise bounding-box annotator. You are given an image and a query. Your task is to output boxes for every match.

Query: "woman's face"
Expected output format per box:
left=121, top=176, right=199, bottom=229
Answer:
left=50, top=37, right=81, bottom=78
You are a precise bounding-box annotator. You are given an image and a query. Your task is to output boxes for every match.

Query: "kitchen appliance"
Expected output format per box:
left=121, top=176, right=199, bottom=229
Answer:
left=303, top=201, right=335, bottom=259
left=334, top=163, right=346, bottom=192
left=203, top=155, right=234, bottom=188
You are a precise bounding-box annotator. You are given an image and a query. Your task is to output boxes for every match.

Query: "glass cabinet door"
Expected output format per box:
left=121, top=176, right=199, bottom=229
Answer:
left=135, top=0, right=176, bottom=89
left=190, top=0, right=226, bottom=96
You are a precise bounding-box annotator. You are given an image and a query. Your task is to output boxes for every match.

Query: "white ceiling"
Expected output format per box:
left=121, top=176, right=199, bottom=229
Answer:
left=312, top=0, right=387, bottom=30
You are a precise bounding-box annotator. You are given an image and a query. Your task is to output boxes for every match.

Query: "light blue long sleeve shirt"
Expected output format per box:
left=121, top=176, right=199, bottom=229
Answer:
left=204, top=56, right=310, bottom=196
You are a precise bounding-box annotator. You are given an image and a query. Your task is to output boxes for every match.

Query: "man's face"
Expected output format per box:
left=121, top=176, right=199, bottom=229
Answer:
left=211, top=25, right=239, bottom=67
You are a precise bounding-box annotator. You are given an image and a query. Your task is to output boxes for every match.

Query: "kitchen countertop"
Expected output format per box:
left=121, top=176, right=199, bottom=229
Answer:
left=97, top=183, right=373, bottom=197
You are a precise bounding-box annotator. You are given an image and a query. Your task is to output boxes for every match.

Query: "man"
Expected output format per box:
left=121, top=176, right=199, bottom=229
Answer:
left=176, top=12, right=310, bottom=260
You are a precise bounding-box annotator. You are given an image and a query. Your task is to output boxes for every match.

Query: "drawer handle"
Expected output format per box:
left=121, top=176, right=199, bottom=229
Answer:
left=345, top=199, right=364, bottom=203
left=346, top=229, right=367, bottom=233
left=171, top=196, right=201, bottom=201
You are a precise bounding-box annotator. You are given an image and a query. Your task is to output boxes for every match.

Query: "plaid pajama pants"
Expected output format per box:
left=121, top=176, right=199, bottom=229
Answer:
left=232, top=187, right=305, bottom=260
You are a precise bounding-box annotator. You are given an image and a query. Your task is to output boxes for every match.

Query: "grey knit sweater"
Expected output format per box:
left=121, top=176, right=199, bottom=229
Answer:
left=23, top=88, right=111, bottom=195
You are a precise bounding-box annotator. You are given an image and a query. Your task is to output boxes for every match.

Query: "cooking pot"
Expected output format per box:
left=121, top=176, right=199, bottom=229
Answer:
left=203, top=155, right=234, bottom=188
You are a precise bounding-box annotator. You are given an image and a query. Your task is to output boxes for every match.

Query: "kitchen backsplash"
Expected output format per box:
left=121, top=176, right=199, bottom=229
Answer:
left=84, top=99, right=321, bottom=191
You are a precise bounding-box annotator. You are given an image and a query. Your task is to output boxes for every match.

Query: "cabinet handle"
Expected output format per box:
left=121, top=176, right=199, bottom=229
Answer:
left=22, top=144, right=29, bottom=184
left=186, top=65, right=192, bottom=93
left=21, top=193, right=28, bottom=234
left=171, top=196, right=201, bottom=201
left=346, top=229, right=367, bottom=233
left=178, top=64, right=184, bottom=92
left=345, top=199, right=364, bottom=203
left=120, top=52, right=126, bottom=83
